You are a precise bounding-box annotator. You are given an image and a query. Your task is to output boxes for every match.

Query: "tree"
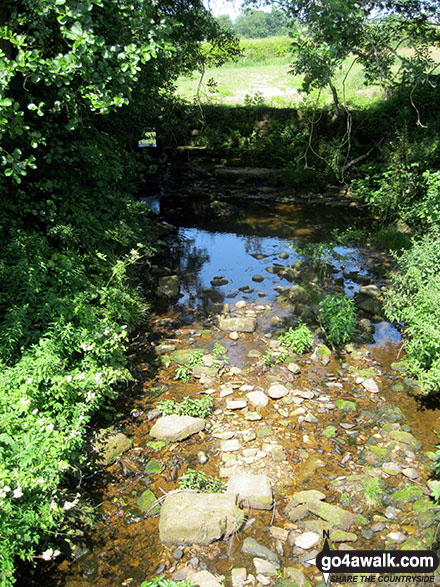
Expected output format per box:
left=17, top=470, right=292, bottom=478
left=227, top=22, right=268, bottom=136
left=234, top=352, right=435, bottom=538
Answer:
left=234, top=8, right=288, bottom=38
left=247, top=0, right=440, bottom=106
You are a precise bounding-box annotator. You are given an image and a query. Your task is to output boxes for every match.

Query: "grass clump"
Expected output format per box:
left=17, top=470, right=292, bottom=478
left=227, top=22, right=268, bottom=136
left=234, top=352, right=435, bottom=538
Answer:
left=278, top=321, right=313, bottom=354
left=319, top=294, right=356, bottom=347
left=157, top=396, right=213, bottom=419
left=178, top=469, right=226, bottom=493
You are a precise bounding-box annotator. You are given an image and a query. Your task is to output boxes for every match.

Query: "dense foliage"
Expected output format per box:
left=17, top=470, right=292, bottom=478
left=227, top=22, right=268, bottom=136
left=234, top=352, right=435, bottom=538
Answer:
left=0, top=1, right=237, bottom=584
left=385, top=230, right=440, bottom=393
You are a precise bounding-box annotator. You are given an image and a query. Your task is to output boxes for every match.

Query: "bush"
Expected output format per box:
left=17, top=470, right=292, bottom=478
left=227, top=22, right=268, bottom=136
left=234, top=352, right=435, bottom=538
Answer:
left=319, top=295, right=356, bottom=347
left=385, top=229, right=440, bottom=393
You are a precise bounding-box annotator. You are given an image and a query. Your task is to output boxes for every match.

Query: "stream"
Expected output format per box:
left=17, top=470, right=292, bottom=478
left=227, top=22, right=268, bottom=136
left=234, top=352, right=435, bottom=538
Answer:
left=21, top=182, right=440, bottom=587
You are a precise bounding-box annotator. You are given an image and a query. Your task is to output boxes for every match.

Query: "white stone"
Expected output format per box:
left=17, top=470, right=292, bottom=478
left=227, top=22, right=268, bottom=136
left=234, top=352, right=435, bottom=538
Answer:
left=294, top=531, right=320, bottom=550
left=235, top=300, right=247, bottom=309
left=240, top=384, right=254, bottom=392
left=246, top=390, right=269, bottom=408
left=288, top=363, right=301, bottom=374
left=226, top=399, right=247, bottom=410
left=253, top=558, right=278, bottom=576
left=268, top=383, right=289, bottom=399
left=221, top=439, right=241, bottom=452
left=150, top=415, right=205, bottom=442
left=231, top=568, right=247, bottom=587
left=229, top=331, right=239, bottom=341
left=227, top=472, right=273, bottom=510
left=188, top=570, right=224, bottom=587
left=362, top=378, right=379, bottom=393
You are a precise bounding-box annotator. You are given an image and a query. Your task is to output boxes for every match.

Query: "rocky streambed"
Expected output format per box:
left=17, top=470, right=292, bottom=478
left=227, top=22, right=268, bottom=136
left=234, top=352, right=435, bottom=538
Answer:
left=23, top=186, right=440, bottom=587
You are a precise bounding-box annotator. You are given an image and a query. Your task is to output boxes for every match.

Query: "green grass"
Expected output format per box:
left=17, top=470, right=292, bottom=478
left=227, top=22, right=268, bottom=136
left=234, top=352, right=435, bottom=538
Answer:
left=177, top=36, right=385, bottom=108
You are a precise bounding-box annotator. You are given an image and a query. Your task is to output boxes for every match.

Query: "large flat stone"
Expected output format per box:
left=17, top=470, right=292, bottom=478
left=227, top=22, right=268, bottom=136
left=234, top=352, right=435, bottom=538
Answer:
left=227, top=473, right=273, bottom=510
left=218, top=316, right=257, bottom=333
left=188, top=571, right=223, bottom=587
left=159, top=491, right=245, bottom=545
left=150, top=415, right=205, bottom=442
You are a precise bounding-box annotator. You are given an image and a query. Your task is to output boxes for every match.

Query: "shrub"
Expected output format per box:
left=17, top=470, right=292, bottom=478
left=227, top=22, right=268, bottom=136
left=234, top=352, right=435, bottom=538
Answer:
left=156, top=396, right=213, bottom=418
left=319, top=295, right=356, bottom=347
left=384, top=229, right=440, bottom=393
left=278, top=321, right=313, bottom=354
left=178, top=469, right=226, bottom=493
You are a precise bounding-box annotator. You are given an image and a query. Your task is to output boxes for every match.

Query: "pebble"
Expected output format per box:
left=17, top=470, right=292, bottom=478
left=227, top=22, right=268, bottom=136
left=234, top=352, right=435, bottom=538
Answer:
left=288, top=363, right=301, bottom=374
left=268, top=383, right=289, bottom=399
left=197, top=451, right=209, bottom=465
left=387, top=531, right=406, bottom=543
left=402, top=467, right=420, bottom=480
left=245, top=412, right=262, bottom=421
left=226, top=400, right=247, bottom=410
left=235, top=301, right=246, bottom=309
left=362, top=378, right=379, bottom=393
left=242, top=431, right=257, bottom=442
left=231, top=568, right=247, bottom=587
left=295, top=531, right=320, bottom=550
left=173, top=548, right=184, bottom=560
left=229, top=332, right=239, bottom=340
left=385, top=506, right=399, bottom=520
left=247, top=390, right=269, bottom=408
left=221, top=439, right=241, bottom=452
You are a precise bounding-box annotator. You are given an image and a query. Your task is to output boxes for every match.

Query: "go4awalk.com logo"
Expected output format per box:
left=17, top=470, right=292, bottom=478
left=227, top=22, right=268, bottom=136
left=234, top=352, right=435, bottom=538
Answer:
left=309, top=532, right=439, bottom=585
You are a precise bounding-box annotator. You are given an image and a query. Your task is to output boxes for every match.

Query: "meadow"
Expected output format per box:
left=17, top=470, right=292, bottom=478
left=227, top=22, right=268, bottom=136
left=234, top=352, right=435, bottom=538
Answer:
left=176, top=36, right=385, bottom=108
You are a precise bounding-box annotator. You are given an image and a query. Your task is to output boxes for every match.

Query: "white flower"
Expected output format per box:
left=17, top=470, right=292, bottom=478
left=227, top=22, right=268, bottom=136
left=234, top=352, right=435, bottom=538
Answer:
left=46, top=423, right=54, bottom=433
left=13, top=486, right=23, bottom=499
left=66, top=375, right=72, bottom=383
left=20, top=397, right=30, bottom=409
left=27, top=377, right=33, bottom=384
left=63, top=497, right=78, bottom=511
left=41, top=548, right=60, bottom=561
left=94, top=372, right=102, bottom=383
left=32, top=408, right=38, bottom=415
left=3, top=486, right=11, bottom=493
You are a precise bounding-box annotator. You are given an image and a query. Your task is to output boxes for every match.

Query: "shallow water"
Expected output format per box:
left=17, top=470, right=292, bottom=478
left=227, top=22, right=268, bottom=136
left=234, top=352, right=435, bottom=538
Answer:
left=19, top=191, right=440, bottom=587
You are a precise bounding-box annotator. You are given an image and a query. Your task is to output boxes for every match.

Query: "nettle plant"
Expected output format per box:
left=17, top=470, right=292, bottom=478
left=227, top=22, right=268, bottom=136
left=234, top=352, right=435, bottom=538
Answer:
left=178, top=469, right=226, bottom=493
left=157, top=396, right=213, bottom=419
left=278, top=321, right=313, bottom=354
left=319, top=294, right=356, bottom=347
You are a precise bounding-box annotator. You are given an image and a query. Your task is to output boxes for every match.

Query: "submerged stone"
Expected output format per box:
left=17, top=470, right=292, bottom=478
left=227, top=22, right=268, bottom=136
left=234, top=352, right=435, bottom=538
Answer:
left=242, top=537, right=279, bottom=564
left=94, top=429, right=132, bottom=466
left=137, top=489, right=160, bottom=516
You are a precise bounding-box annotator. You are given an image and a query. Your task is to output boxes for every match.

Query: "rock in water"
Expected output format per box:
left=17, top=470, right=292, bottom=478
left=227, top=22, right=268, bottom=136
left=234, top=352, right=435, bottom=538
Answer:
left=150, top=415, right=205, bottom=442
left=218, top=316, right=257, bottom=332
left=227, top=473, right=273, bottom=510
left=159, top=491, right=245, bottom=545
